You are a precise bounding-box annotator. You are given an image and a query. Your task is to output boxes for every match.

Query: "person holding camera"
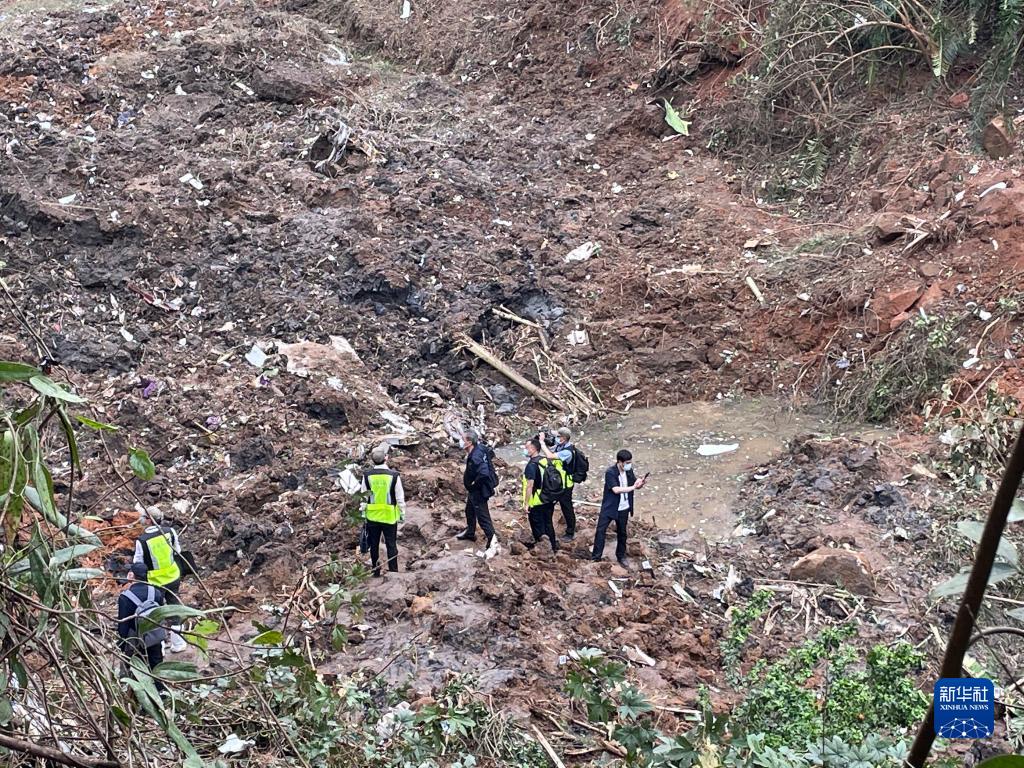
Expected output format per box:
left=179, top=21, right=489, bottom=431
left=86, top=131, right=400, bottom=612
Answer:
left=591, top=449, right=646, bottom=568
left=522, top=435, right=566, bottom=553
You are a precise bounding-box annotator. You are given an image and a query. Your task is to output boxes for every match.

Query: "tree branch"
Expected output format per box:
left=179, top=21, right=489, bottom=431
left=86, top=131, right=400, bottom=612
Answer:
left=0, top=731, right=120, bottom=768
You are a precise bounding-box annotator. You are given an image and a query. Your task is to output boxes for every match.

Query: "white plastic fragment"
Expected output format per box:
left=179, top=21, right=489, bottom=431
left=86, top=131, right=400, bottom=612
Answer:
left=218, top=734, right=254, bottom=755
left=567, top=329, right=588, bottom=346
left=400, top=0, right=412, bottom=18
left=980, top=182, right=1007, bottom=198
left=697, top=443, right=739, bottom=457
left=58, top=193, right=77, bottom=205
left=564, top=241, right=600, bottom=263
left=245, top=344, right=267, bottom=368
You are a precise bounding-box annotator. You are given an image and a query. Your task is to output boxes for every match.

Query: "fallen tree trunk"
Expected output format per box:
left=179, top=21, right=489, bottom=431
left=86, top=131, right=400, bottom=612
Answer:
left=456, top=334, right=562, bottom=411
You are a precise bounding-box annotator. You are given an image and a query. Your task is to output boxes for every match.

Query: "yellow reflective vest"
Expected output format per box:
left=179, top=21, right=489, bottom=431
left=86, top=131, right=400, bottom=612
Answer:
left=522, top=457, right=567, bottom=507
left=138, top=527, right=181, bottom=587
left=364, top=469, right=402, bottom=524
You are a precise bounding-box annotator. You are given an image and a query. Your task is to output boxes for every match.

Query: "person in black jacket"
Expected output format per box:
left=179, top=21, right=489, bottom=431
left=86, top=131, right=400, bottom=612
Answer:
left=591, top=449, right=646, bottom=568
left=117, top=562, right=167, bottom=690
left=456, top=429, right=497, bottom=548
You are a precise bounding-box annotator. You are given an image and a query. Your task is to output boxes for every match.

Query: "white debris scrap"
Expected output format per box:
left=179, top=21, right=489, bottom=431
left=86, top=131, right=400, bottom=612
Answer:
left=697, top=443, right=739, bottom=457
left=564, top=241, right=600, bottom=263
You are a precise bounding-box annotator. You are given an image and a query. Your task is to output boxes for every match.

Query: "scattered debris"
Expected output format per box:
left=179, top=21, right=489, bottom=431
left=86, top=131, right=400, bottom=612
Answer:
left=697, top=443, right=739, bottom=457
left=564, top=242, right=600, bottom=263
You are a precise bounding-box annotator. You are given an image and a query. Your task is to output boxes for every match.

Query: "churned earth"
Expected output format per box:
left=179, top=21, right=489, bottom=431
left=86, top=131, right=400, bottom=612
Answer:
left=1, top=0, right=1023, bottom=755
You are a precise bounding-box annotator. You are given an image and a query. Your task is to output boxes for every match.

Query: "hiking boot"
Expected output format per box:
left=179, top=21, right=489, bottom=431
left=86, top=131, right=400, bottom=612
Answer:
left=455, top=529, right=476, bottom=541
left=617, top=557, right=630, bottom=570
left=560, top=532, right=575, bottom=542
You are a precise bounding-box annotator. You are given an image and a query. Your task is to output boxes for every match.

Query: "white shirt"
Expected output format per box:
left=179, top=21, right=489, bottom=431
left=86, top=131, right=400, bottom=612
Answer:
left=618, top=471, right=630, bottom=511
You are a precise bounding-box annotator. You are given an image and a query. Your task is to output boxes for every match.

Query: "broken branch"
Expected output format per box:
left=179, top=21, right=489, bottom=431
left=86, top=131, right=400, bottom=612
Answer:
left=456, top=334, right=562, bottom=411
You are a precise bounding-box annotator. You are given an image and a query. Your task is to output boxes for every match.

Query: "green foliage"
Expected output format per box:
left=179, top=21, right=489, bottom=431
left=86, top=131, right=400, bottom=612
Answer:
left=563, top=627, right=927, bottom=768
left=128, top=446, right=156, bottom=481
left=0, top=360, right=203, bottom=763
left=833, top=313, right=963, bottom=423
left=931, top=388, right=1022, bottom=491
left=736, top=626, right=928, bottom=746
left=722, top=589, right=774, bottom=681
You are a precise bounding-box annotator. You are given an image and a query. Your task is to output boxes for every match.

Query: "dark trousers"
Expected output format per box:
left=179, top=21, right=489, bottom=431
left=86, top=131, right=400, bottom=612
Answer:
left=367, top=520, right=398, bottom=574
left=121, top=640, right=165, bottom=691
left=464, top=493, right=495, bottom=543
left=592, top=509, right=628, bottom=561
left=159, top=578, right=181, bottom=606
left=528, top=503, right=558, bottom=552
left=558, top=487, right=576, bottom=535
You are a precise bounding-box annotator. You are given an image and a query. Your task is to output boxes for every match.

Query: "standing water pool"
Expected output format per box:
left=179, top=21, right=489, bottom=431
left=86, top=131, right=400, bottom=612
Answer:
left=496, top=399, right=885, bottom=542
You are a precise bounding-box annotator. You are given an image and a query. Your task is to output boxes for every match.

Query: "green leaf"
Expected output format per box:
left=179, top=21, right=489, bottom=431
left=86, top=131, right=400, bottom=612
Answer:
left=129, top=447, right=155, bottom=481
left=10, top=659, right=27, bottom=689
left=190, top=619, right=220, bottom=637
left=252, top=629, right=284, bottom=646
left=49, top=544, right=99, bottom=568
left=109, top=705, right=132, bottom=728
left=153, top=661, right=200, bottom=682
left=663, top=100, right=690, bottom=136
left=57, top=407, right=81, bottom=472
left=28, top=375, right=86, bottom=404
left=147, top=604, right=205, bottom=624
left=331, top=624, right=347, bottom=651
left=956, top=520, right=1019, bottom=566
left=977, top=757, right=1024, bottom=768
left=59, top=567, right=106, bottom=582
left=930, top=562, right=1018, bottom=600
left=0, top=362, right=41, bottom=382
left=74, top=415, right=119, bottom=431
left=0, top=698, right=11, bottom=726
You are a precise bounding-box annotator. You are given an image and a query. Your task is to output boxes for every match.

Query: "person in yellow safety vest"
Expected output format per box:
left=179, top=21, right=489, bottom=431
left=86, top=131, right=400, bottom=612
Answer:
left=361, top=445, right=406, bottom=577
left=521, top=437, right=563, bottom=553
left=133, top=507, right=187, bottom=653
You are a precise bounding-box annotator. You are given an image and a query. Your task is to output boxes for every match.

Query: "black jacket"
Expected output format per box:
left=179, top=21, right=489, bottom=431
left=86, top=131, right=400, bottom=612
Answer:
left=117, top=581, right=165, bottom=652
left=600, top=464, right=636, bottom=518
left=463, top=443, right=495, bottom=497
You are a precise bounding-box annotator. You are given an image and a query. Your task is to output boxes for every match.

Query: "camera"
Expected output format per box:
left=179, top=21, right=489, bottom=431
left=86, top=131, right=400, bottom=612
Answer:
left=536, top=430, right=556, bottom=447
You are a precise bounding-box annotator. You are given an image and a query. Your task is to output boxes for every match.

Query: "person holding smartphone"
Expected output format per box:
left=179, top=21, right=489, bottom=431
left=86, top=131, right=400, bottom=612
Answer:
left=591, top=449, right=646, bottom=568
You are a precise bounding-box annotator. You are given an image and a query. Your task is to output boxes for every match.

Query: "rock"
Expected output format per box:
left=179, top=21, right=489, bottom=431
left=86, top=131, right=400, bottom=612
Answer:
left=789, top=547, right=875, bottom=595
left=869, top=211, right=911, bottom=242
left=919, top=262, right=942, bottom=278
left=983, top=116, right=1015, bottom=159
left=948, top=92, right=969, bottom=110
left=509, top=540, right=527, bottom=555
left=654, top=531, right=707, bottom=559
left=609, top=563, right=628, bottom=578
left=253, top=62, right=324, bottom=103
left=410, top=595, right=434, bottom=616
left=866, top=283, right=923, bottom=335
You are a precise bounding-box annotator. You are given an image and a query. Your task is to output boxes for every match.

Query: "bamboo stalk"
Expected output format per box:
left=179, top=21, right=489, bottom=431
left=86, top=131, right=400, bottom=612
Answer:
left=457, top=335, right=562, bottom=411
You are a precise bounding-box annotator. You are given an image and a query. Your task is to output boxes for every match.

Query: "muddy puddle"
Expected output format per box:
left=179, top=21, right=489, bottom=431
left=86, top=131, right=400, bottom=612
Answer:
left=498, top=399, right=885, bottom=541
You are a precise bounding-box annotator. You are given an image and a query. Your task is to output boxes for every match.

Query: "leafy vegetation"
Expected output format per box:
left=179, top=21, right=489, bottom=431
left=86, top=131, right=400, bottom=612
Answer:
left=565, top=618, right=929, bottom=768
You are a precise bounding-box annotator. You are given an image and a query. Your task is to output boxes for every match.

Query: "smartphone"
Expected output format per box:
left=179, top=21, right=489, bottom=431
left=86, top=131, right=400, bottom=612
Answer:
left=643, top=472, right=651, bottom=480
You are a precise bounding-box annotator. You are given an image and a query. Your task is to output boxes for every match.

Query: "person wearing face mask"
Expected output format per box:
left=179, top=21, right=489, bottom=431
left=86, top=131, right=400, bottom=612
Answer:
left=591, top=449, right=646, bottom=568
left=540, top=427, right=579, bottom=541
left=522, top=437, right=562, bottom=553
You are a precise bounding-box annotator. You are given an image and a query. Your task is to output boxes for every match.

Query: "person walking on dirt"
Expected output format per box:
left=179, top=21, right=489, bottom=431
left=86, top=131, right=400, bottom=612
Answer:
left=362, top=445, right=406, bottom=576
left=541, top=428, right=578, bottom=541
left=591, top=449, right=646, bottom=568
left=117, top=562, right=167, bottom=690
left=456, top=429, right=498, bottom=549
left=523, top=437, right=561, bottom=553
left=134, top=509, right=187, bottom=653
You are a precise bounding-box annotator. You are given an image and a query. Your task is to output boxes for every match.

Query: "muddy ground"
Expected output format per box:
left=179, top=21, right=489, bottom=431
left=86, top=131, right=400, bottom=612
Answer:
left=1, top=0, right=1023, bottom=757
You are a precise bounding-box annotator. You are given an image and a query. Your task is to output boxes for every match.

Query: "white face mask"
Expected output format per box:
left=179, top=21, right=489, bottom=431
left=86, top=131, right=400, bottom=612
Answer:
left=622, top=463, right=633, bottom=472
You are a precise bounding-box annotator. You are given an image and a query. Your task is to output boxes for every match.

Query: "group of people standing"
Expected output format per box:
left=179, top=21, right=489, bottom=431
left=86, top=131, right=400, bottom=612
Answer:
left=360, top=426, right=646, bottom=574
left=114, top=426, right=646, bottom=687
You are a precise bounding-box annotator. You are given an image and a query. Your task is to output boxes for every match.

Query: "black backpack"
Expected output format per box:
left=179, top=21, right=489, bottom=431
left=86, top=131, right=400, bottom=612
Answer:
left=569, top=446, right=589, bottom=483
left=482, top=445, right=499, bottom=497
left=123, top=586, right=166, bottom=649
left=538, top=458, right=566, bottom=504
